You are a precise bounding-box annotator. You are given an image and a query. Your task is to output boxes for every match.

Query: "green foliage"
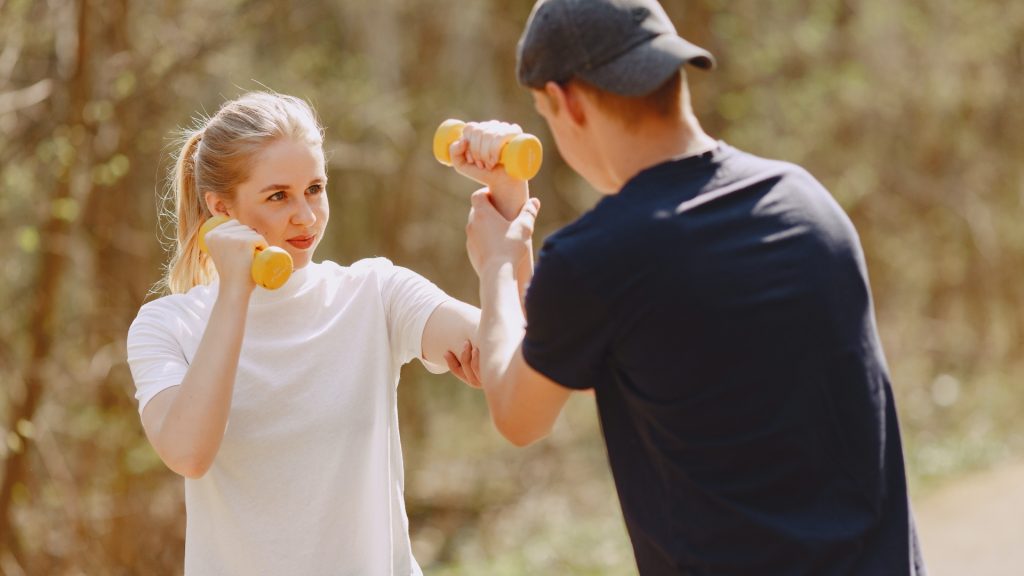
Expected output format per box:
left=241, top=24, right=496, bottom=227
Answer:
left=0, top=0, right=1022, bottom=573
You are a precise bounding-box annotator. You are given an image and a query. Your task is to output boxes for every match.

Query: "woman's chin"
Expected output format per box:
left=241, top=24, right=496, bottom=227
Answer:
left=291, top=253, right=313, bottom=269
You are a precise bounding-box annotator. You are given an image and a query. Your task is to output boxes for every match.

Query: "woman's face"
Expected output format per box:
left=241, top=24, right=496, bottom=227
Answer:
left=225, top=138, right=329, bottom=269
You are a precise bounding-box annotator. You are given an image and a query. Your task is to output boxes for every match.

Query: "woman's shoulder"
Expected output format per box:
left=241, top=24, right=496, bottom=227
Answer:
left=318, top=257, right=435, bottom=298
left=347, top=257, right=395, bottom=273
left=132, top=283, right=217, bottom=329
left=305, top=258, right=397, bottom=295
left=127, top=284, right=216, bottom=352
left=330, top=257, right=400, bottom=283
left=308, top=257, right=393, bottom=276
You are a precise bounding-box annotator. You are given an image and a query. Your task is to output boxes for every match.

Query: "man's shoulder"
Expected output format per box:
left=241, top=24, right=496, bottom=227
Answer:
left=720, top=145, right=820, bottom=188
left=537, top=202, right=608, bottom=261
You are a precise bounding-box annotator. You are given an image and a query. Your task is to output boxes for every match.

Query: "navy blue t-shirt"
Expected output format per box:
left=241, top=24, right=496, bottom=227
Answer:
left=522, top=144, right=925, bottom=575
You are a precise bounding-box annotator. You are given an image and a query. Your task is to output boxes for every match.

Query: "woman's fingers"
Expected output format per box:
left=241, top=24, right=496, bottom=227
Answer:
left=445, top=345, right=482, bottom=389
left=470, top=345, right=481, bottom=386
left=460, top=341, right=482, bottom=388
left=445, top=351, right=467, bottom=382
left=463, top=121, right=524, bottom=172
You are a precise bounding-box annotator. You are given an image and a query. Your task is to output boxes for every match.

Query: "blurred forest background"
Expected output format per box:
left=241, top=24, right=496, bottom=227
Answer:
left=1, top=0, right=1022, bottom=574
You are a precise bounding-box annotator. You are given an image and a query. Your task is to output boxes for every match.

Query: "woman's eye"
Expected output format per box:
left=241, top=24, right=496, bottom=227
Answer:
left=268, top=191, right=286, bottom=201
left=306, top=184, right=324, bottom=195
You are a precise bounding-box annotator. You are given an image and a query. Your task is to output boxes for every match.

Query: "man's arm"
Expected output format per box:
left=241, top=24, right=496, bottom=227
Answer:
left=450, top=121, right=573, bottom=444
left=476, top=257, right=571, bottom=446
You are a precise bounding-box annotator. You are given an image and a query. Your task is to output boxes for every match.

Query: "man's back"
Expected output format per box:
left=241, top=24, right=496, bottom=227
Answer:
left=522, top=144, right=924, bottom=575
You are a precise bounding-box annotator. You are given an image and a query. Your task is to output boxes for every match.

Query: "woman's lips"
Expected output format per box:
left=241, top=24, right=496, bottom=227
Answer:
left=286, top=235, right=316, bottom=250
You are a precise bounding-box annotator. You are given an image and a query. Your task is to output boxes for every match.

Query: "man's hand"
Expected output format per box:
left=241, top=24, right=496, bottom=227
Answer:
left=466, top=190, right=541, bottom=279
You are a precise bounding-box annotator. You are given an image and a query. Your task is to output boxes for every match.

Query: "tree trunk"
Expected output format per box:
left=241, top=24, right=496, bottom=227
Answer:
left=0, top=0, right=91, bottom=565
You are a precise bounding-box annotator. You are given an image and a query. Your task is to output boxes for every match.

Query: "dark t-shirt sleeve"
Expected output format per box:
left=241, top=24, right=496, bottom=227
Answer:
left=522, top=247, right=612, bottom=390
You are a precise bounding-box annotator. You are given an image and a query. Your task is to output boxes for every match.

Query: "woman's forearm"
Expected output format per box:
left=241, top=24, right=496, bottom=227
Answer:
left=154, top=283, right=250, bottom=478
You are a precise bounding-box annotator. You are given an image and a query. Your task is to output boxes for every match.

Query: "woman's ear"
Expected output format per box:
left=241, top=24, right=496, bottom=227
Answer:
left=203, top=192, right=231, bottom=218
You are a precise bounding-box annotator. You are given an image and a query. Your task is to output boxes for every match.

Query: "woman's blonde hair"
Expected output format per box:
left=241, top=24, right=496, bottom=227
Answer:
left=159, top=92, right=324, bottom=294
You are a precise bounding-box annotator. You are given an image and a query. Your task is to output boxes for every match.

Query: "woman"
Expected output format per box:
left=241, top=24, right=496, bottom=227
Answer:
left=126, top=92, right=491, bottom=575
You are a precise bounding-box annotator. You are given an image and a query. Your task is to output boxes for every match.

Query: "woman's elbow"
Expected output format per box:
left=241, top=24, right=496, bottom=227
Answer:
left=161, top=449, right=213, bottom=479
left=176, top=461, right=211, bottom=479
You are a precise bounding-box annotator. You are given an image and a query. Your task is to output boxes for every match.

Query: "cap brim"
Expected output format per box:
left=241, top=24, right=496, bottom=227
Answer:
left=578, top=34, right=715, bottom=97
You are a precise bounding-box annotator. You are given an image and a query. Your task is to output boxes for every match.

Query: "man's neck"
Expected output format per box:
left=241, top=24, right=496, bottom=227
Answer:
left=599, top=113, right=717, bottom=193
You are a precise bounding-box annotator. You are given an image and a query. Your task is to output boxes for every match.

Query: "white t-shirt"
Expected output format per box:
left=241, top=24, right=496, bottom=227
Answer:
left=126, top=258, right=451, bottom=576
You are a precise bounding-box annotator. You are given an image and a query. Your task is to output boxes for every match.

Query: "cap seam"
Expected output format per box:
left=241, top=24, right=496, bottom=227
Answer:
left=564, top=0, right=589, bottom=72
left=584, top=30, right=661, bottom=73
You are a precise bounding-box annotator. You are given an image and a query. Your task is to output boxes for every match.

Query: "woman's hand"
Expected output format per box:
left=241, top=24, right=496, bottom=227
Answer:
left=203, top=218, right=266, bottom=294
left=449, top=121, right=530, bottom=221
left=445, top=340, right=482, bottom=388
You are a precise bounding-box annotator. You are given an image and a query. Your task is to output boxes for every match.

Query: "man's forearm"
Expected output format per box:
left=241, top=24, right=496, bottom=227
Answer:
left=516, top=241, right=534, bottom=311
left=477, top=260, right=526, bottom=418
left=487, top=181, right=533, bottom=307
left=476, top=257, right=570, bottom=446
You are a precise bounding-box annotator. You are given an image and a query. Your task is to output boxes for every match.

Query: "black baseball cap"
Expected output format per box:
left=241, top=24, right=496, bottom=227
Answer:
left=517, top=0, right=715, bottom=97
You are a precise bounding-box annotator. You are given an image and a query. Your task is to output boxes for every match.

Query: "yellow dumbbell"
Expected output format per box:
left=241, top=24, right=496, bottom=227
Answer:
left=433, top=119, right=543, bottom=181
left=198, top=215, right=293, bottom=290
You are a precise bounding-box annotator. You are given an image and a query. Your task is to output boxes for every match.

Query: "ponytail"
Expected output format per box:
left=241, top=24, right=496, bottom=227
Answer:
left=163, top=130, right=216, bottom=294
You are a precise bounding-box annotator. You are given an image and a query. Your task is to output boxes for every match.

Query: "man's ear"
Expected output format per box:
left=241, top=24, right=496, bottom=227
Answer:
left=546, top=80, right=586, bottom=127
left=541, top=82, right=562, bottom=116
left=203, top=192, right=231, bottom=218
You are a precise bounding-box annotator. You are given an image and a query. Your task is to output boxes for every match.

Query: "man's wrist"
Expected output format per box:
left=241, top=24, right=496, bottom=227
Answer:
left=479, top=259, right=517, bottom=283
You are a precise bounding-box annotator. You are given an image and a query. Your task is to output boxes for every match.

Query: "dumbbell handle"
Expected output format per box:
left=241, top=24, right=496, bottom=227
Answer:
left=198, top=216, right=293, bottom=290
left=433, top=119, right=543, bottom=182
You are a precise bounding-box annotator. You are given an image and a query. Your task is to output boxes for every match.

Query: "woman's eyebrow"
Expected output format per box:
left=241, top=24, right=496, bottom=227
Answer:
left=259, top=183, right=291, bottom=193
left=259, top=177, right=325, bottom=194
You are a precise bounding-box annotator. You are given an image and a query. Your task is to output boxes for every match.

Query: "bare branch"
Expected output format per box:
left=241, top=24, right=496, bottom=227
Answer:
left=0, top=79, right=53, bottom=116
left=0, top=26, right=22, bottom=87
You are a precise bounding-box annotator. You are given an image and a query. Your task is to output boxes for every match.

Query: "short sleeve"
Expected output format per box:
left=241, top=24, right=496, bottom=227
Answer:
left=522, top=248, right=613, bottom=390
left=378, top=262, right=452, bottom=366
left=126, top=304, right=189, bottom=416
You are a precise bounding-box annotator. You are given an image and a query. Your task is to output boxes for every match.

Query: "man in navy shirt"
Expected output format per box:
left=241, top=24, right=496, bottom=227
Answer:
left=449, top=0, right=926, bottom=573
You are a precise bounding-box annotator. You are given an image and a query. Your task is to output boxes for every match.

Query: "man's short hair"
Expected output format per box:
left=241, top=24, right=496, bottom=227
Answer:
left=571, top=69, right=684, bottom=125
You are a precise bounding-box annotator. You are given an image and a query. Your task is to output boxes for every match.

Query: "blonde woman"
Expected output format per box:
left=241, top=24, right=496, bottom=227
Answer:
left=127, top=92, right=500, bottom=575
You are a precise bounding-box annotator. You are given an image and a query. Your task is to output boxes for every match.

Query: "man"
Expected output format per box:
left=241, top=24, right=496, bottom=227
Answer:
left=449, top=0, right=926, bottom=574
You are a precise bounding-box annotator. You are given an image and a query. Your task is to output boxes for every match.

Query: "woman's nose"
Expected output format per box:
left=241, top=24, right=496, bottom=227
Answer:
left=291, top=198, right=317, bottom=226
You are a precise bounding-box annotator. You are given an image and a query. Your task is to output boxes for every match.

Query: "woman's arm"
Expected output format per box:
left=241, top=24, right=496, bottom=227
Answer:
left=139, top=219, right=263, bottom=479
left=140, top=282, right=250, bottom=478
left=420, top=299, right=481, bottom=382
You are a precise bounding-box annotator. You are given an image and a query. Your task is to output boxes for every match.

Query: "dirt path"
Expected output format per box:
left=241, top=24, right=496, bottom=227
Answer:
left=915, top=460, right=1024, bottom=575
